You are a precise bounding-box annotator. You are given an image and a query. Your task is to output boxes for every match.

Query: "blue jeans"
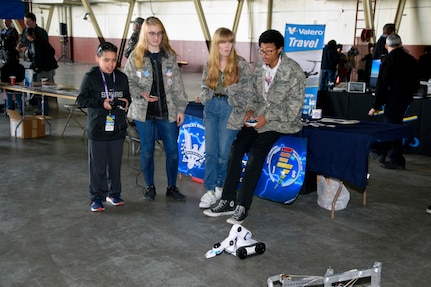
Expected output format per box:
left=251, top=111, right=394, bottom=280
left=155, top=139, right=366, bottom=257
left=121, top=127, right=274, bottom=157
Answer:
left=134, top=119, right=179, bottom=187
left=6, top=92, right=23, bottom=114
left=320, top=69, right=336, bottom=91
left=203, top=97, right=238, bottom=191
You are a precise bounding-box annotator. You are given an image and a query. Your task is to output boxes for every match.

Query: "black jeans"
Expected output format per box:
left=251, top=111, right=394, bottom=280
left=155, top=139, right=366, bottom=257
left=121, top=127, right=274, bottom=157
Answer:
left=383, top=99, right=410, bottom=164
left=221, top=127, right=282, bottom=209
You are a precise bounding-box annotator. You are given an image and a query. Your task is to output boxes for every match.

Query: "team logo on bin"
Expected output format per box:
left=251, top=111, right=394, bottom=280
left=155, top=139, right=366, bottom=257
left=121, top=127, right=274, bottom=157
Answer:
left=254, top=137, right=307, bottom=204
left=265, top=144, right=304, bottom=188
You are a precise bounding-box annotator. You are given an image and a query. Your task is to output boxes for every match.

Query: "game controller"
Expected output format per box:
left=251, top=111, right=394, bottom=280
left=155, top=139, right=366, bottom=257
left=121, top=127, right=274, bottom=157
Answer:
left=246, top=119, right=258, bottom=127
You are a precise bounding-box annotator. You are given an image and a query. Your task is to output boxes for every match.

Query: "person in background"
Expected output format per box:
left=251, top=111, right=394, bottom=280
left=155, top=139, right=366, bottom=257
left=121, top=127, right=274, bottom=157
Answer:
left=124, top=17, right=144, bottom=59
left=357, top=43, right=374, bottom=85
left=319, top=39, right=339, bottom=91
left=346, top=46, right=359, bottom=82
left=77, top=42, right=131, bottom=212
left=25, top=27, right=58, bottom=115
left=1, top=19, right=19, bottom=63
left=16, top=12, right=49, bottom=59
left=1, top=49, right=25, bottom=115
left=203, top=29, right=306, bottom=224
left=197, top=27, right=253, bottom=209
left=373, top=23, right=395, bottom=59
left=124, top=16, right=188, bottom=201
left=368, top=34, right=419, bottom=170
left=336, top=44, right=348, bottom=83
left=418, top=45, right=431, bottom=81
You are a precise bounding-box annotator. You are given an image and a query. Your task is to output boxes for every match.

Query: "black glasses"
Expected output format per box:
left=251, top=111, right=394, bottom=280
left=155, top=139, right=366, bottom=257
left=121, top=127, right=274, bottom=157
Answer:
left=148, top=31, right=163, bottom=37
left=97, top=42, right=117, bottom=54
left=257, top=48, right=276, bottom=55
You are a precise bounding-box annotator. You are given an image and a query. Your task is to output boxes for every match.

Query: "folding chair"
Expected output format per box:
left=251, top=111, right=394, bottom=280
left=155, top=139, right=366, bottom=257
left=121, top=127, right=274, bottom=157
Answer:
left=61, top=100, right=87, bottom=137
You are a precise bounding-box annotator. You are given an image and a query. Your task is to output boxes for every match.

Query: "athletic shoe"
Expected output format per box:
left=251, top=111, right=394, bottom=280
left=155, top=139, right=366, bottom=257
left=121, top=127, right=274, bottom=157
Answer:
left=426, top=205, right=431, bottom=214
left=90, top=198, right=105, bottom=212
left=199, top=187, right=223, bottom=208
left=203, top=199, right=235, bottom=217
left=144, top=185, right=156, bottom=200
left=380, top=161, right=405, bottom=170
left=166, top=186, right=186, bottom=201
left=226, top=205, right=248, bottom=224
left=106, top=196, right=125, bottom=206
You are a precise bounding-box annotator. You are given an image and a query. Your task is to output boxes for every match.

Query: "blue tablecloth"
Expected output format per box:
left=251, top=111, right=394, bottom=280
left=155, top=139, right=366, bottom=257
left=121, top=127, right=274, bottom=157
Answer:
left=301, top=121, right=413, bottom=188
left=184, top=102, right=413, bottom=189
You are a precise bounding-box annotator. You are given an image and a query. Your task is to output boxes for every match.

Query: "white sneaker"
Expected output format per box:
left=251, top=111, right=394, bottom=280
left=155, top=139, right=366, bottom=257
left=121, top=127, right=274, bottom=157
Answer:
left=199, top=187, right=222, bottom=208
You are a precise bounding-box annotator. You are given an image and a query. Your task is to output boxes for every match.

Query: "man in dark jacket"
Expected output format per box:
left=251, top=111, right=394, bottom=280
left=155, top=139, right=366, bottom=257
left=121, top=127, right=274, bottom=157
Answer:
left=124, top=17, right=144, bottom=58
left=1, top=19, right=19, bottom=63
left=319, top=40, right=339, bottom=91
left=373, top=23, right=395, bottom=59
left=77, top=42, right=131, bottom=212
left=17, top=12, right=49, bottom=60
left=368, top=34, right=419, bottom=169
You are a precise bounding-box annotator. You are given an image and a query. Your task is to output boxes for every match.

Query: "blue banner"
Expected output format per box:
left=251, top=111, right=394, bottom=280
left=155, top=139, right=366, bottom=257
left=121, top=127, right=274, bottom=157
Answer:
left=178, top=115, right=206, bottom=180
left=284, top=23, right=326, bottom=119
left=0, top=0, right=25, bottom=19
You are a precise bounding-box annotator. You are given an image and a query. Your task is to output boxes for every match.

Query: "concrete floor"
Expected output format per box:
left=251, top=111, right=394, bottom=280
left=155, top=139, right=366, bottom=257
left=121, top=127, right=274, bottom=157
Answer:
left=0, top=62, right=430, bottom=287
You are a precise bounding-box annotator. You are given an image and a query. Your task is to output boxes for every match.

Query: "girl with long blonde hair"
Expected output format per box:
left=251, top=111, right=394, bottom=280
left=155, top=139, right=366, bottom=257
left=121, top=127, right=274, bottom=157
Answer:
left=198, top=27, right=253, bottom=209
left=124, top=16, right=188, bottom=201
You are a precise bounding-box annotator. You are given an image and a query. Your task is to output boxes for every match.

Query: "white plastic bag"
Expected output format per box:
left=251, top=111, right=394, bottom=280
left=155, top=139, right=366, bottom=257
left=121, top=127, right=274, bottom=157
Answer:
left=316, top=175, right=350, bottom=211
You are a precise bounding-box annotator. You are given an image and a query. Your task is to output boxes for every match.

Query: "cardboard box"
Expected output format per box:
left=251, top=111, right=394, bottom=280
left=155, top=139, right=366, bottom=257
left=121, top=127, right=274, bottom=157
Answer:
left=8, top=109, right=46, bottom=138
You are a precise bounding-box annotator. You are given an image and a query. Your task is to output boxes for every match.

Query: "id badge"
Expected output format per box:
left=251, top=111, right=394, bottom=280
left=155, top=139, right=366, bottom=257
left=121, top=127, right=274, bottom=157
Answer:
left=105, top=114, right=115, bottom=132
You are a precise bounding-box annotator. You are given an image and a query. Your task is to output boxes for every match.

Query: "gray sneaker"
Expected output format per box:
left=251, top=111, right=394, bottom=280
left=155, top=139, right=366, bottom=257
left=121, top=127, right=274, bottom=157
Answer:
left=203, top=199, right=235, bottom=217
left=226, top=205, right=248, bottom=224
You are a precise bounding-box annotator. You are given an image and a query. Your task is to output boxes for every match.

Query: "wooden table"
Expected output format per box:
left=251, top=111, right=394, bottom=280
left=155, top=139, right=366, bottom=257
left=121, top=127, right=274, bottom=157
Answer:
left=1, top=82, right=79, bottom=138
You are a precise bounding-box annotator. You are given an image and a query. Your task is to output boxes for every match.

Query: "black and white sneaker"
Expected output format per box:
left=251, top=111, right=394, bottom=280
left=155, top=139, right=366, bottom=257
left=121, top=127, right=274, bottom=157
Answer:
left=426, top=205, right=431, bottom=215
left=226, top=205, right=248, bottom=224
left=203, top=199, right=235, bottom=217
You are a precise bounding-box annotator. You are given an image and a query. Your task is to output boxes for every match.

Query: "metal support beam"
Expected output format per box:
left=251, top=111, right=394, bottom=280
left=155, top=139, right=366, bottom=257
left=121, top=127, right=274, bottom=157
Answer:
left=117, top=0, right=135, bottom=67
left=81, top=0, right=105, bottom=43
left=266, top=0, right=273, bottom=30
left=44, top=6, right=55, bottom=33
left=232, top=0, right=245, bottom=36
left=193, top=0, right=211, bottom=51
left=363, top=0, right=376, bottom=43
left=394, top=0, right=406, bottom=32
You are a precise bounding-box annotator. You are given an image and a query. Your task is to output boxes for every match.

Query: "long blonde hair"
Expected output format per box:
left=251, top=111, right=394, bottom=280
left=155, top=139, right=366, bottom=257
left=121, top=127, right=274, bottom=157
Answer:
left=132, top=16, right=176, bottom=69
left=206, top=27, right=239, bottom=90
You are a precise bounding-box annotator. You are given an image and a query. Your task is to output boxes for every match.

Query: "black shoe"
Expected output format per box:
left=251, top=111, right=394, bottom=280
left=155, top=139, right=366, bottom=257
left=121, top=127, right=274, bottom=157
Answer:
left=166, top=186, right=186, bottom=201
left=370, top=151, right=385, bottom=163
left=143, top=185, right=156, bottom=200
left=380, top=161, right=405, bottom=170
left=426, top=205, right=431, bottom=214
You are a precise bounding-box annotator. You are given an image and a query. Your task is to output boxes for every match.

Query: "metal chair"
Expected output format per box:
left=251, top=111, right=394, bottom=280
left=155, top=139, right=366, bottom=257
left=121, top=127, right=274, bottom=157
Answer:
left=61, top=101, right=87, bottom=137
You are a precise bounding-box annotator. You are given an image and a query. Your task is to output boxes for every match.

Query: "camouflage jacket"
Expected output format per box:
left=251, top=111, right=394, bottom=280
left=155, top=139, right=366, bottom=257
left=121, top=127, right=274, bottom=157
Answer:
left=124, top=50, right=188, bottom=123
left=200, top=56, right=253, bottom=130
left=248, top=53, right=306, bottom=134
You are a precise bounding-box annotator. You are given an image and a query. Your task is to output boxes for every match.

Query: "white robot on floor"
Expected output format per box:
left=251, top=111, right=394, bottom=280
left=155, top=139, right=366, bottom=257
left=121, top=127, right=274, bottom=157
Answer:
left=205, top=224, right=266, bottom=259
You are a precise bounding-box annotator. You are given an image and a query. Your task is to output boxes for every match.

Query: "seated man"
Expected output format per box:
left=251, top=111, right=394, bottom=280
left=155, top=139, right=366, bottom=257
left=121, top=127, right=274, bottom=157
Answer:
left=203, top=29, right=306, bottom=224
